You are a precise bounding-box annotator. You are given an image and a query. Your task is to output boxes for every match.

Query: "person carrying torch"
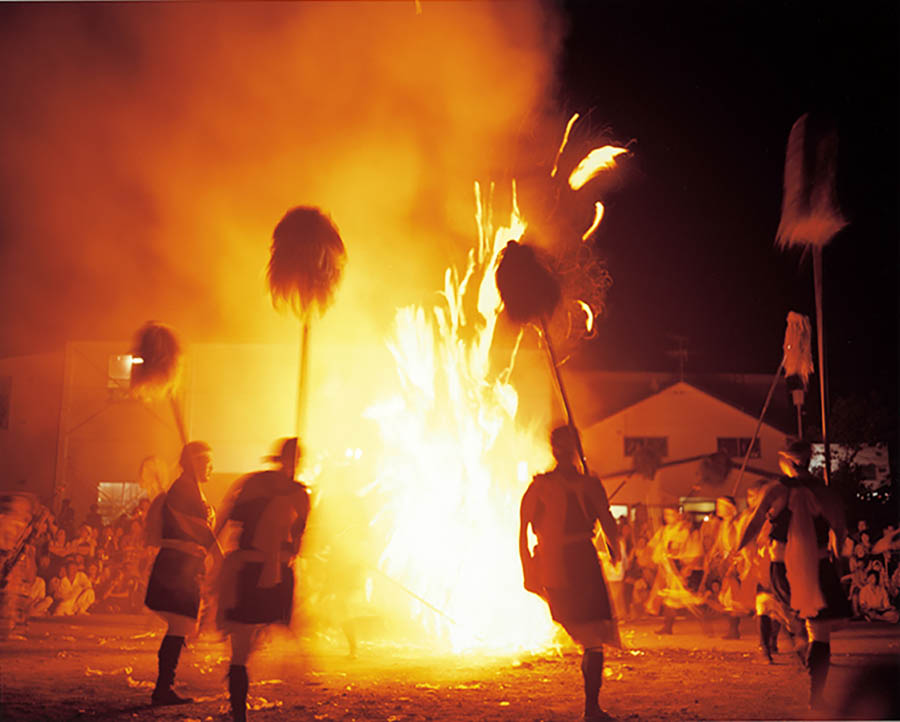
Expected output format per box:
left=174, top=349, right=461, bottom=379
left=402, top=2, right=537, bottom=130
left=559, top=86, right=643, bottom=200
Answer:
left=520, top=424, right=621, bottom=722
left=143, top=441, right=219, bottom=706
left=214, top=437, right=311, bottom=722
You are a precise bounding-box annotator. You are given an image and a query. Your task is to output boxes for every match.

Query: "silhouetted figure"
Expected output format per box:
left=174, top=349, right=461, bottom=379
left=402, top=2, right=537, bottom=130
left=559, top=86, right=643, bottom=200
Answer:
left=520, top=425, right=620, bottom=721
left=739, top=439, right=849, bottom=711
left=144, top=441, right=219, bottom=706
left=215, top=438, right=310, bottom=722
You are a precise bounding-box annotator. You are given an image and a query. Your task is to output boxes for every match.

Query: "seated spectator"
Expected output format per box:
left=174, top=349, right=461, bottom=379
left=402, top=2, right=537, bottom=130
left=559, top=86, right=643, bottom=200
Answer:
left=70, top=524, right=96, bottom=558
left=842, top=555, right=868, bottom=618
left=889, top=564, right=900, bottom=606
left=91, top=567, right=134, bottom=614
left=47, top=527, right=70, bottom=559
left=22, top=546, right=53, bottom=618
left=859, top=572, right=899, bottom=624
left=51, top=559, right=94, bottom=616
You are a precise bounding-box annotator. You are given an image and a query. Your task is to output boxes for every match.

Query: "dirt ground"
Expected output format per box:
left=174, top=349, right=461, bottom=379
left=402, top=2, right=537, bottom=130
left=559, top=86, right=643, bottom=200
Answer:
left=1, top=613, right=898, bottom=722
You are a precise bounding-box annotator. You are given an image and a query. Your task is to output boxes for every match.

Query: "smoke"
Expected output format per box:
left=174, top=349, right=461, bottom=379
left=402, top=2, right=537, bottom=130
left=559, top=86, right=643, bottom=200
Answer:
left=0, top=2, right=565, bottom=357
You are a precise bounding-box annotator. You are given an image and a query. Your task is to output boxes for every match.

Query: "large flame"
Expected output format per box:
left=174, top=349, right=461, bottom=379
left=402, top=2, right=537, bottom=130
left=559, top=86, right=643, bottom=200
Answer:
left=364, top=183, right=556, bottom=653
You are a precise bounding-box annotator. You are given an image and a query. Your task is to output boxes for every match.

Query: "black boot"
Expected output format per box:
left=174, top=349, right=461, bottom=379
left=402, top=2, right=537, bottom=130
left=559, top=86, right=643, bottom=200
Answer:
left=807, top=641, right=830, bottom=710
left=581, top=648, right=609, bottom=720
left=769, top=619, right=781, bottom=654
left=758, top=615, right=773, bottom=663
left=228, top=664, right=249, bottom=722
left=656, top=607, right=675, bottom=635
left=722, top=616, right=741, bottom=640
left=152, top=635, right=193, bottom=706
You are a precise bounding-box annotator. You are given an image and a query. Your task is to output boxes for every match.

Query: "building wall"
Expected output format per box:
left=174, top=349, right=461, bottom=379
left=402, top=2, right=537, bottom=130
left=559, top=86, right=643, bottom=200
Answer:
left=0, top=352, right=64, bottom=502
left=582, top=381, right=789, bottom=507
left=55, top=342, right=184, bottom=522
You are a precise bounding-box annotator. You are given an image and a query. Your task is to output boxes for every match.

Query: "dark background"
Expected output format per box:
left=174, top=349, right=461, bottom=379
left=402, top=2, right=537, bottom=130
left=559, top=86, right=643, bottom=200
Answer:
left=555, top=1, right=898, bottom=421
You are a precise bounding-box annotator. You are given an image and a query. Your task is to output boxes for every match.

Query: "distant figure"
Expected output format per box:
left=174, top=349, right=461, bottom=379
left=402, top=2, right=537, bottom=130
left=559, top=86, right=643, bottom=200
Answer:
left=705, top=495, right=754, bottom=639
left=84, top=503, right=103, bottom=531
left=519, top=425, right=620, bottom=721
left=646, top=506, right=704, bottom=635
left=741, top=479, right=803, bottom=664
left=143, top=441, right=220, bottom=707
left=858, top=571, right=899, bottom=623
left=52, top=558, right=94, bottom=616
left=214, top=438, right=311, bottom=722
left=739, top=439, right=849, bottom=710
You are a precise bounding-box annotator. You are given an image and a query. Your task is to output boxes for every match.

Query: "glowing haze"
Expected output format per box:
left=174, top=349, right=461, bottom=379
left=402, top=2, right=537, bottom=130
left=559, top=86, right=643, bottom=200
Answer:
left=0, top=3, right=577, bottom=653
left=0, top=2, right=563, bottom=357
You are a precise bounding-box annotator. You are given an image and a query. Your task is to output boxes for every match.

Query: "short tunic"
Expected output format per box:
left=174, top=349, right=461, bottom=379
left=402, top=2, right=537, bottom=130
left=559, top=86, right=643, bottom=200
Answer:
left=216, top=471, right=309, bottom=627
left=766, top=476, right=850, bottom=621
left=144, top=477, right=216, bottom=620
left=521, top=467, right=619, bottom=648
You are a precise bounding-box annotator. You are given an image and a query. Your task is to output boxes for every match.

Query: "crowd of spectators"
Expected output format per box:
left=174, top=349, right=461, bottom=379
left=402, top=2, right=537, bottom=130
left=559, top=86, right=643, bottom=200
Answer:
left=597, top=503, right=900, bottom=630
left=2, top=494, right=153, bottom=627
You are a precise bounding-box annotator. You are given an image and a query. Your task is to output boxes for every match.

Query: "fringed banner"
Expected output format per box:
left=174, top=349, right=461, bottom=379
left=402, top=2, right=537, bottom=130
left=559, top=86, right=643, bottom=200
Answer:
left=783, top=311, right=814, bottom=389
left=775, top=113, right=847, bottom=249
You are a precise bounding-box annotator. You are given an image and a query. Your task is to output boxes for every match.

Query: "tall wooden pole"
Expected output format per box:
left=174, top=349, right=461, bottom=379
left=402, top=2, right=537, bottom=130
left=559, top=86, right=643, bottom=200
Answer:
left=539, top=317, right=589, bottom=475
left=295, top=320, right=310, bottom=480
left=813, top=247, right=831, bottom=484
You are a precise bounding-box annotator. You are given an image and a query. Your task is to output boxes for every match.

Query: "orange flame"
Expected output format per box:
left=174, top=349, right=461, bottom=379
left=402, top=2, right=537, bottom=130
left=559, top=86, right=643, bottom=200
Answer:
left=568, top=145, right=628, bottom=190
left=364, top=183, right=556, bottom=653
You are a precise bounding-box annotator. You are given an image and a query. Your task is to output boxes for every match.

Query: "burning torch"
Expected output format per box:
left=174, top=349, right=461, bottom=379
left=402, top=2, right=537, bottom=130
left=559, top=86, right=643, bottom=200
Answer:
left=129, top=320, right=187, bottom=445
left=775, top=112, right=847, bottom=484
left=267, top=206, right=347, bottom=478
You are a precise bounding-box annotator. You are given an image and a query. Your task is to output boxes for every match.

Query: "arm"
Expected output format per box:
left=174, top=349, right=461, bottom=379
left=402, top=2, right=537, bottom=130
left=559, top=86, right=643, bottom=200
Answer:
left=737, top=483, right=781, bottom=551
left=591, top=480, right=620, bottom=563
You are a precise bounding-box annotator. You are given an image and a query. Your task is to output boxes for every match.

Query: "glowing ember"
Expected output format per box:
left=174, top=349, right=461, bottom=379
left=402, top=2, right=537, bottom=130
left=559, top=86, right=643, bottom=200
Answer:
left=576, top=299, right=594, bottom=334
left=551, top=112, right=580, bottom=178
left=365, top=182, right=556, bottom=653
left=568, top=146, right=629, bottom=190
left=581, top=201, right=605, bottom=241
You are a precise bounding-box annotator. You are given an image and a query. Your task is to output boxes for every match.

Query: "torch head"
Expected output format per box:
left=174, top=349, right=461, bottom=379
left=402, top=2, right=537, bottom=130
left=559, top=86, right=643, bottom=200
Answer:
left=267, top=206, right=347, bottom=317
left=130, top=321, right=182, bottom=401
left=495, top=238, right=560, bottom=324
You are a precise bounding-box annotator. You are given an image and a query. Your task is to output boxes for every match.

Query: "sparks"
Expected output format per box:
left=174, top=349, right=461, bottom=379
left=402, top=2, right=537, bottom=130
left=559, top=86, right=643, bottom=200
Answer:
left=576, top=299, right=594, bottom=333
left=568, top=145, right=629, bottom=190
left=550, top=113, right=580, bottom=178
left=581, top=202, right=605, bottom=242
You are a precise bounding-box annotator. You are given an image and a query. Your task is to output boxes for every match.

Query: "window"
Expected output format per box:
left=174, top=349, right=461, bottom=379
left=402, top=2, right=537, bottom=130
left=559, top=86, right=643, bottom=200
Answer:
left=97, top=482, right=146, bottom=524
left=624, top=436, right=668, bottom=458
left=107, top=354, right=135, bottom=389
left=717, top=437, right=760, bottom=459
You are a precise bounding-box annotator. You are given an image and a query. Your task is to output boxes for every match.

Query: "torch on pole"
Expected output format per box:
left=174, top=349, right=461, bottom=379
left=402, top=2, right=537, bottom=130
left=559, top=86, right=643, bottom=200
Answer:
left=267, top=207, right=347, bottom=478
left=775, top=112, right=846, bottom=485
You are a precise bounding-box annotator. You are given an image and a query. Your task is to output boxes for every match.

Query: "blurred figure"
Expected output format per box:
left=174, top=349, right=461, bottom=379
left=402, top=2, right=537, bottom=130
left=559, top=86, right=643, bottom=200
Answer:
left=52, top=559, right=94, bottom=616
left=705, top=495, right=753, bottom=639
left=144, top=441, right=220, bottom=707
left=519, top=425, right=620, bottom=722
left=739, top=440, right=849, bottom=710
left=858, top=571, right=898, bottom=623
left=214, top=438, right=310, bottom=722
left=741, top=479, right=803, bottom=663
left=647, top=507, right=704, bottom=635
left=84, top=503, right=103, bottom=531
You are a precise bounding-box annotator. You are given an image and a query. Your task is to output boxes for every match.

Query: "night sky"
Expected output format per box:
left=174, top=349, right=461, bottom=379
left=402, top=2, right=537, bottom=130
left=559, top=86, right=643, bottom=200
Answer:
left=556, top=2, right=898, bottom=410
left=0, top=1, right=896, bottom=428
